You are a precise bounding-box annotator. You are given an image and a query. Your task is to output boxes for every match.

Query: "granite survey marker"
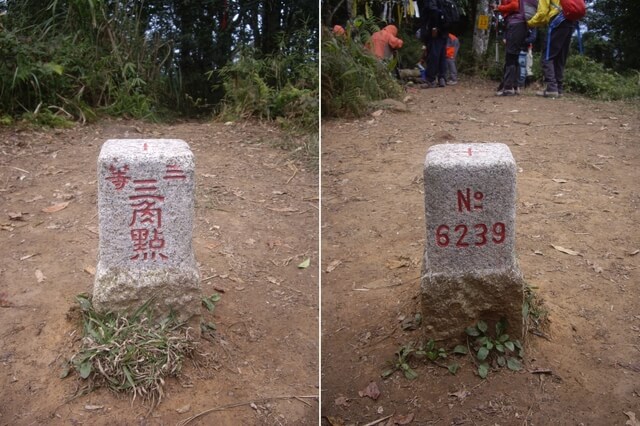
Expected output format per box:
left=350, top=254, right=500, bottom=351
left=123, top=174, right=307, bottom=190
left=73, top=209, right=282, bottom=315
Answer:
left=421, top=143, right=524, bottom=343
left=94, top=139, right=201, bottom=325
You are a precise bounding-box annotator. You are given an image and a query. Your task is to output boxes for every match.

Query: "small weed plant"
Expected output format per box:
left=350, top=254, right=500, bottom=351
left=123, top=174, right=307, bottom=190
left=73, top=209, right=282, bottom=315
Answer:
left=524, top=285, right=548, bottom=333
left=64, top=295, right=197, bottom=407
left=383, top=318, right=524, bottom=380
left=462, top=319, right=523, bottom=379
left=382, top=339, right=461, bottom=380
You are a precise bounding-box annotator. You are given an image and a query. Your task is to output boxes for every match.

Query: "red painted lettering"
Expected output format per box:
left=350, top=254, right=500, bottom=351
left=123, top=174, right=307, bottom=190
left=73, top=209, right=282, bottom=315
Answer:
left=164, top=164, right=186, bottom=180
left=492, top=222, right=506, bottom=244
left=130, top=228, right=150, bottom=260
left=434, top=222, right=507, bottom=248
left=457, top=188, right=471, bottom=212
left=473, top=191, right=484, bottom=210
left=474, top=223, right=488, bottom=246
left=129, top=200, right=163, bottom=228
left=125, top=173, right=170, bottom=262
left=455, top=224, right=469, bottom=247
left=106, top=164, right=131, bottom=190
left=436, top=225, right=450, bottom=247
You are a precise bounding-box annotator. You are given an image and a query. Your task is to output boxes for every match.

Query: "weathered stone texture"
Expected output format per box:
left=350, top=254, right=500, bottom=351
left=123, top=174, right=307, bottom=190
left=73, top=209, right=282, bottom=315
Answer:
left=94, top=139, right=200, bottom=325
left=421, top=143, right=524, bottom=343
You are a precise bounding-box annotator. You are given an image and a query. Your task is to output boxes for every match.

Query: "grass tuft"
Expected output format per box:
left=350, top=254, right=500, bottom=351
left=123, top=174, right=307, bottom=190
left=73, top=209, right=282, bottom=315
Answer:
left=64, top=294, right=198, bottom=408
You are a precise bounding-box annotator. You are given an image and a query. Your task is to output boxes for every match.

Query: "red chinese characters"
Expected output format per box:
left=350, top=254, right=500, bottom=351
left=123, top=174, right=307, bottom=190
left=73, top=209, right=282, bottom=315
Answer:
left=164, top=164, right=186, bottom=180
left=104, top=162, right=187, bottom=261
left=129, top=178, right=167, bottom=261
left=106, top=165, right=131, bottom=190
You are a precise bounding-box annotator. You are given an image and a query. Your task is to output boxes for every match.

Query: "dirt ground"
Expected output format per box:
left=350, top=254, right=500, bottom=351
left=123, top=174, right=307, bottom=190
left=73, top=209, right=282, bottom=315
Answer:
left=0, top=120, right=319, bottom=425
left=321, top=79, right=640, bottom=425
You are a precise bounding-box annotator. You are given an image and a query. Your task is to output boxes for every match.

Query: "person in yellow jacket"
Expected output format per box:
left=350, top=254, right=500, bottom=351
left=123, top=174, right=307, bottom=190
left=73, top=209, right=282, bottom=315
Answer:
left=527, top=0, right=578, bottom=98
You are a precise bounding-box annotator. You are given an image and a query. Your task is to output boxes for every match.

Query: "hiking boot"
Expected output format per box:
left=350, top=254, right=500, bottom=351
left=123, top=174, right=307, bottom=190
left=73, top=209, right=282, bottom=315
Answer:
left=438, top=78, right=446, bottom=87
left=447, top=80, right=458, bottom=85
left=536, top=90, right=559, bottom=98
left=498, top=88, right=516, bottom=96
left=419, top=81, right=436, bottom=89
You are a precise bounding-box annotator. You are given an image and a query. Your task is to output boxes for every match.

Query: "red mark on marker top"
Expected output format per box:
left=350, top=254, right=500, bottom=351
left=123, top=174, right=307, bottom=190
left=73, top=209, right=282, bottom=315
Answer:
left=143, top=143, right=148, bottom=151
left=468, top=147, right=473, bottom=156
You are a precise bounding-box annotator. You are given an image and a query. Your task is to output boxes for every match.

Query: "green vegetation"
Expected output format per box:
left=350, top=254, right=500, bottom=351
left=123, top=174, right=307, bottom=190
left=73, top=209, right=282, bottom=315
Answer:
left=463, top=319, right=523, bottom=379
left=322, top=0, right=640, bottom=119
left=382, top=340, right=461, bottom=380
left=216, top=29, right=318, bottom=133
left=0, top=1, right=318, bottom=133
left=63, top=295, right=197, bottom=407
left=563, top=55, right=640, bottom=100
left=321, top=23, right=403, bottom=118
left=382, top=318, right=524, bottom=380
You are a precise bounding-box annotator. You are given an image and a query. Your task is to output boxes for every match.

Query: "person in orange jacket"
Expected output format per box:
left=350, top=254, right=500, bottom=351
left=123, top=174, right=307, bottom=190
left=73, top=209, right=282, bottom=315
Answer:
left=367, top=24, right=404, bottom=60
left=445, top=33, right=459, bottom=85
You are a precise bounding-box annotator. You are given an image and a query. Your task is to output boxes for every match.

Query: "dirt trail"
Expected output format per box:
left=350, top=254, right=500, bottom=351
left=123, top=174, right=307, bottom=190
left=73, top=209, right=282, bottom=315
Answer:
left=0, top=120, right=318, bottom=425
left=321, top=79, right=640, bottom=425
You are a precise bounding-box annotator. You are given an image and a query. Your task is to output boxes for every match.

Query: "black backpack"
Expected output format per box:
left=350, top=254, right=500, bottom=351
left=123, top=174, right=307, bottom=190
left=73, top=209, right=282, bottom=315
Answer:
left=439, top=0, right=461, bottom=29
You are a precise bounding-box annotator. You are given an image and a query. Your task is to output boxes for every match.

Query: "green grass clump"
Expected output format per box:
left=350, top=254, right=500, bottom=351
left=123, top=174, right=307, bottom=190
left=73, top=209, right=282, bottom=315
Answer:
left=563, top=55, right=640, bottom=100
left=64, top=295, right=197, bottom=408
left=321, top=25, right=403, bottom=118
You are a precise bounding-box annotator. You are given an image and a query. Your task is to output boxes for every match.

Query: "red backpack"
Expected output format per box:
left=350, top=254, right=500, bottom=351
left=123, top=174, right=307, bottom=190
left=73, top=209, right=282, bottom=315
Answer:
left=560, top=0, right=586, bottom=21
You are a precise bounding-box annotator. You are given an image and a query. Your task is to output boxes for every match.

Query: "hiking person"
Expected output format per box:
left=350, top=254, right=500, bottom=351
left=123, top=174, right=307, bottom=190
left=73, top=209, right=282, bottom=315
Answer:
left=332, top=24, right=346, bottom=37
left=492, top=0, right=529, bottom=96
left=418, top=0, right=449, bottom=88
left=527, top=0, right=578, bottom=98
left=517, top=28, right=537, bottom=91
left=445, top=32, right=460, bottom=85
left=367, top=24, right=403, bottom=60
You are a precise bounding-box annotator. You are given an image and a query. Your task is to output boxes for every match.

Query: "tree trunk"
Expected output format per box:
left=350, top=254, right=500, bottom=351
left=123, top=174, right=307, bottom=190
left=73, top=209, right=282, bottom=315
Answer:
left=346, top=0, right=354, bottom=20
left=472, top=0, right=491, bottom=58
left=262, top=0, right=282, bottom=56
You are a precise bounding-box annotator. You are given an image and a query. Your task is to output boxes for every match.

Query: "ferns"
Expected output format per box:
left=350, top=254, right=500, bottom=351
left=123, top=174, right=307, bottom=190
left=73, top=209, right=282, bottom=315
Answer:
left=215, top=30, right=319, bottom=132
left=321, top=22, right=403, bottom=118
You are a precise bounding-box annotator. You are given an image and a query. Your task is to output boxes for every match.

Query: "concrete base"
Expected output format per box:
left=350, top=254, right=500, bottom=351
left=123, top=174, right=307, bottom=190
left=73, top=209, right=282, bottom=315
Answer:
left=421, top=268, right=525, bottom=345
left=93, top=264, right=201, bottom=332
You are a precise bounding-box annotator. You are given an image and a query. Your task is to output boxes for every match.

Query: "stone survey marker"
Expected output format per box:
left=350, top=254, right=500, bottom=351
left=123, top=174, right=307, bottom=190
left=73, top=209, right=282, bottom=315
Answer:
left=421, top=143, right=524, bottom=342
left=94, top=139, right=200, bottom=324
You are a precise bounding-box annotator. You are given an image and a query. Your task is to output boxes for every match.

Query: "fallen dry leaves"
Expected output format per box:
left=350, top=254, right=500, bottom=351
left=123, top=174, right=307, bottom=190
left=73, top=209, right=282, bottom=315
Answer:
left=42, top=201, right=70, bottom=213
left=551, top=244, right=581, bottom=256
left=358, top=381, right=381, bottom=401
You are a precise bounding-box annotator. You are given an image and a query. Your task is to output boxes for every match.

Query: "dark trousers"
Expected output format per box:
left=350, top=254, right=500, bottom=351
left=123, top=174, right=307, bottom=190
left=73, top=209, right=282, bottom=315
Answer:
left=502, top=22, right=528, bottom=90
left=542, top=18, right=576, bottom=93
left=426, top=34, right=447, bottom=83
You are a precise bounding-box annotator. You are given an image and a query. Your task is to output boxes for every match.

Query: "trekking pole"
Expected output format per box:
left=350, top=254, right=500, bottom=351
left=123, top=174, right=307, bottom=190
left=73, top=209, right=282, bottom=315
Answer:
left=492, top=1, right=500, bottom=63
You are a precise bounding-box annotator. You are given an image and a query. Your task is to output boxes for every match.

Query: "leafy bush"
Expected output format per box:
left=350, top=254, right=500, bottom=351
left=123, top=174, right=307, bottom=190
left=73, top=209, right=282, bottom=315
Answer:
left=321, top=23, right=403, bottom=118
left=563, top=55, right=640, bottom=100
left=216, top=40, right=318, bottom=132
left=217, top=51, right=273, bottom=120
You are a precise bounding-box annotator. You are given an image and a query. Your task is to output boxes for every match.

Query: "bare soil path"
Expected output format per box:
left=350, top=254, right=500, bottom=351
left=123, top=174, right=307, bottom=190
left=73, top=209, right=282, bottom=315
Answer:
left=321, top=79, right=640, bottom=425
left=0, top=119, right=319, bottom=425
